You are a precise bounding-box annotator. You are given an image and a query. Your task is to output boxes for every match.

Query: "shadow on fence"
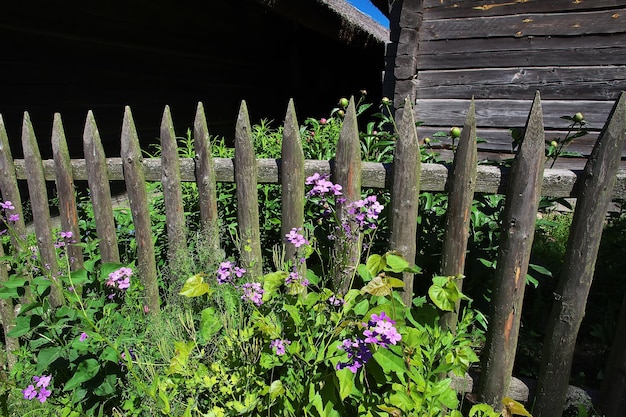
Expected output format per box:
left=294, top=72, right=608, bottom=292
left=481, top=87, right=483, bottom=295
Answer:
left=1, top=91, right=625, bottom=415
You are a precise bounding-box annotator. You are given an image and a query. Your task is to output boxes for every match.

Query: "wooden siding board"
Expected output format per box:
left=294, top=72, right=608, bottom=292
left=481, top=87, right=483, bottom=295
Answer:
left=418, top=36, right=626, bottom=70
left=423, top=0, right=626, bottom=19
left=414, top=99, right=615, bottom=130
left=422, top=9, right=626, bottom=41
left=416, top=66, right=626, bottom=100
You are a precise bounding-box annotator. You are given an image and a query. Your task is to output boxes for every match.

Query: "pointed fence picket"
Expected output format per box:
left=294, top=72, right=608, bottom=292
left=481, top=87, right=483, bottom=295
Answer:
left=0, top=94, right=625, bottom=413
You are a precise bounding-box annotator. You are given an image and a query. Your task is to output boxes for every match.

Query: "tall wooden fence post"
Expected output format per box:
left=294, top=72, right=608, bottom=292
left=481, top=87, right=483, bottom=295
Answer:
left=333, top=96, right=362, bottom=293
left=389, top=97, right=421, bottom=307
left=439, top=98, right=477, bottom=332
left=533, top=91, right=626, bottom=417
left=160, top=106, right=187, bottom=270
left=193, top=102, right=220, bottom=252
left=52, top=114, right=84, bottom=272
left=234, top=101, right=263, bottom=278
left=120, top=106, right=160, bottom=314
left=478, top=91, right=545, bottom=407
left=83, top=111, right=120, bottom=263
left=281, top=99, right=306, bottom=265
left=22, top=112, right=63, bottom=307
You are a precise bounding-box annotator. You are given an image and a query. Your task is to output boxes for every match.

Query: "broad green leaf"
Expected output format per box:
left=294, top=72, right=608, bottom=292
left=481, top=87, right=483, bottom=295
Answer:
left=283, top=304, right=302, bottom=326
left=336, top=368, right=355, bottom=400
left=357, top=263, right=372, bottom=282
left=36, top=347, right=63, bottom=373
left=269, top=380, right=285, bottom=399
left=179, top=273, right=210, bottom=297
left=64, top=358, right=100, bottom=391
left=1, top=277, right=28, bottom=288
left=366, top=254, right=385, bottom=277
left=100, top=262, right=125, bottom=281
left=384, top=254, right=409, bottom=273
left=262, top=271, right=288, bottom=301
left=93, top=373, right=117, bottom=396
left=199, top=307, right=223, bottom=341
left=99, top=346, right=119, bottom=363
left=7, top=315, right=40, bottom=338
left=167, top=341, right=195, bottom=375
left=373, top=347, right=406, bottom=375
left=502, top=397, right=532, bottom=416
left=353, top=299, right=370, bottom=315
left=69, top=269, right=89, bottom=286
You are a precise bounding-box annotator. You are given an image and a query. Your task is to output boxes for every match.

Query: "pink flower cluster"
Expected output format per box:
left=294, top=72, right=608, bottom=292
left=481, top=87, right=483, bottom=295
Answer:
left=270, top=338, right=291, bottom=355
left=347, top=195, right=384, bottom=231
left=285, top=228, right=308, bottom=248
left=241, top=282, right=264, bottom=306
left=0, top=200, right=19, bottom=225
left=22, top=374, right=52, bottom=403
left=336, top=311, right=401, bottom=373
left=305, top=173, right=343, bottom=197
left=217, top=261, right=246, bottom=285
left=106, top=267, right=132, bottom=291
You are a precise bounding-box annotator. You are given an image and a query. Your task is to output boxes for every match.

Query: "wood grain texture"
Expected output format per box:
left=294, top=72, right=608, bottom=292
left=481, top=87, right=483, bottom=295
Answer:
left=120, top=106, right=160, bottom=314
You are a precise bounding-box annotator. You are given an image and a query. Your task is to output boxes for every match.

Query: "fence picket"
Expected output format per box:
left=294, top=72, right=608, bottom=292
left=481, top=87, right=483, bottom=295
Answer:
left=22, top=112, right=63, bottom=307
left=0, top=242, right=18, bottom=370
left=333, top=97, right=362, bottom=292
left=52, top=114, right=84, bottom=272
left=83, top=111, right=120, bottom=263
left=193, top=102, right=220, bottom=251
left=120, top=106, right=160, bottom=314
left=160, top=106, right=187, bottom=263
left=281, top=99, right=305, bottom=263
left=534, top=91, right=626, bottom=417
left=234, top=101, right=263, bottom=278
left=0, top=114, right=27, bottom=242
left=478, top=91, right=546, bottom=407
left=389, top=97, right=421, bottom=306
left=440, top=98, right=477, bottom=331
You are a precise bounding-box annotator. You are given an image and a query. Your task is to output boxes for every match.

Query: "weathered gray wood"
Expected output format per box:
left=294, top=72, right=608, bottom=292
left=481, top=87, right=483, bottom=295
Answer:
left=332, top=97, right=362, bottom=292
left=422, top=8, right=626, bottom=41
left=601, top=289, right=626, bottom=417
left=416, top=66, right=626, bottom=100
left=193, top=102, right=220, bottom=251
left=414, top=99, right=613, bottom=130
left=51, top=113, right=83, bottom=272
left=534, top=92, right=626, bottom=417
left=479, top=92, right=546, bottom=408
left=21, top=112, right=62, bottom=307
left=160, top=106, right=187, bottom=264
left=423, top=0, right=624, bottom=18
left=0, top=114, right=27, bottom=243
left=440, top=98, right=477, bottom=331
left=389, top=97, right=421, bottom=306
left=418, top=34, right=626, bottom=70
left=120, top=106, right=160, bottom=314
left=83, top=111, right=120, bottom=263
left=10, top=157, right=626, bottom=199
left=234, top=101, right=262, bottom=278
left=0, top=241, right=18, bottom=370
left=281, top=99, right=306, bottom=262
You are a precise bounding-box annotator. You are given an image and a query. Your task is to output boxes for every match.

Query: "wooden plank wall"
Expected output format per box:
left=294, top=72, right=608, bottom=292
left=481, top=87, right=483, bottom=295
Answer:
left=404, top=0, right=626, bottom=168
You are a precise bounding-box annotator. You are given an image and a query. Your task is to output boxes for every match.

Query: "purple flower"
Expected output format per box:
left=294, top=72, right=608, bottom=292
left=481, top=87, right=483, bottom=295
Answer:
left=306, top=173, right=342, bottom=197
left=328, top=295, right=345, bottom=306
left=22, top=385, right=37, bottom=400
left=7, top=213, right=19, bottom=222
left=106, top=267, right=132, bottom=291
left=33, top=374, right=51, bottom=388
left=37, top=386, right=51, bottom=403
left=346, top=195, right=384, bottom=231
left=362, top=311, right=402, bottom=348
left=270, top=339, right=291, bottom=355
left=336, top=338, right=372, bottom=373
left=217, top=261, right=246, bottom=285
left=285, top=228, right=308, bottom=248
left=79, top=332, right=89, bottom=342
left=241, top=282, right=264, bottom=306
left=0, top=201, right=15, bottom=210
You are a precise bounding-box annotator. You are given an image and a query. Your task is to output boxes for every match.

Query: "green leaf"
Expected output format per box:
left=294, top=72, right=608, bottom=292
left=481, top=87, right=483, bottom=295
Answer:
left=1, top=277, right=28, bottom=288
left=93, top=373, right=117, bottom=396
left=366, top=254, right=385, bottom=277
left=283, top=304, right=302, bottom=326
left=384, top=254, right=409, bottom=273
left=100, top=262, right=126, bottom=281
left=37, top=347, right=63, bottom=373
left=199, top=307, right=223, bottom=341
left=428, top=276, right=467, bottom=312
left=167, top=341, right=195, bottom=375
left=373, top=347, right=406, bottom=375
left=64, top=358, right=101, bottom=391
left=336, top=368, right=355, bottom=400
left=69, top=269, right=89, bottom=286
left=99, top=346, right=119, bottom=363
left=262, top=271, right=288, bottom=301
left=7, top=315, right=40, bottom=338
left=269, top=380, right=285, bottom=399
left=179, top=274, right=210, bottom=297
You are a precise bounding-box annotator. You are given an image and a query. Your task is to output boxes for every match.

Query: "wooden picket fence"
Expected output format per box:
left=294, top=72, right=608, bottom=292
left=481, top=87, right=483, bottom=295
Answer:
left=0, top=92, right=625, bottom=415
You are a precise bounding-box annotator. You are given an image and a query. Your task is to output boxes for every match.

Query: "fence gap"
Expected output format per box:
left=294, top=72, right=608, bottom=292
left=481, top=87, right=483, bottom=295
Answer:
left=601, top=289, right=626, bottom=416
left=389, top=96, right=421, bottom=306
left=478, top=91, right=546, bottom=407
left=52, top=113, right=84, bottom=272
left=534, top=91, right=626, bottom=417
left=120, top=106, right=160, bottom=314
left=193, top=102, right=220, bottom=252
left=234, top=100, right=263, bottom=278
left=160, top=106, right=187, bottom=265
left=22, top=112, right=63, bottom=307
left=332, top=96, right=362, bottom=292
left=83, top=111, right=120, bottom=263
left=281, top=99, right=306, bottom=265
left=439, top=97, right=478, bottom=332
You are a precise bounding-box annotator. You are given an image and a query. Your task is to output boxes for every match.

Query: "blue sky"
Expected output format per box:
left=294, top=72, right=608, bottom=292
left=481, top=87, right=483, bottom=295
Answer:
left=346, top=0, right=389, bottom=27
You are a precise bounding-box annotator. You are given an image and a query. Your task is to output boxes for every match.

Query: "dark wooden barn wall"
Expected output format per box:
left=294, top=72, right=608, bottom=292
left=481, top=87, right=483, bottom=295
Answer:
left=1, top=0, right=385, bottom=159
left=403, top=0, right=626, bottom=167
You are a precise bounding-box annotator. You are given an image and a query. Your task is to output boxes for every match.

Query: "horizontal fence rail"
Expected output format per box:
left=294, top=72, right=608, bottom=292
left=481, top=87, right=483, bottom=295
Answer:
left=11, top=157, right=626, bottom=200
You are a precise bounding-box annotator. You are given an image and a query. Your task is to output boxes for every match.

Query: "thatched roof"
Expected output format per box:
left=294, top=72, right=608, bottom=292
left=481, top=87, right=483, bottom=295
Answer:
left=259, top=0, right=389, bottom=48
